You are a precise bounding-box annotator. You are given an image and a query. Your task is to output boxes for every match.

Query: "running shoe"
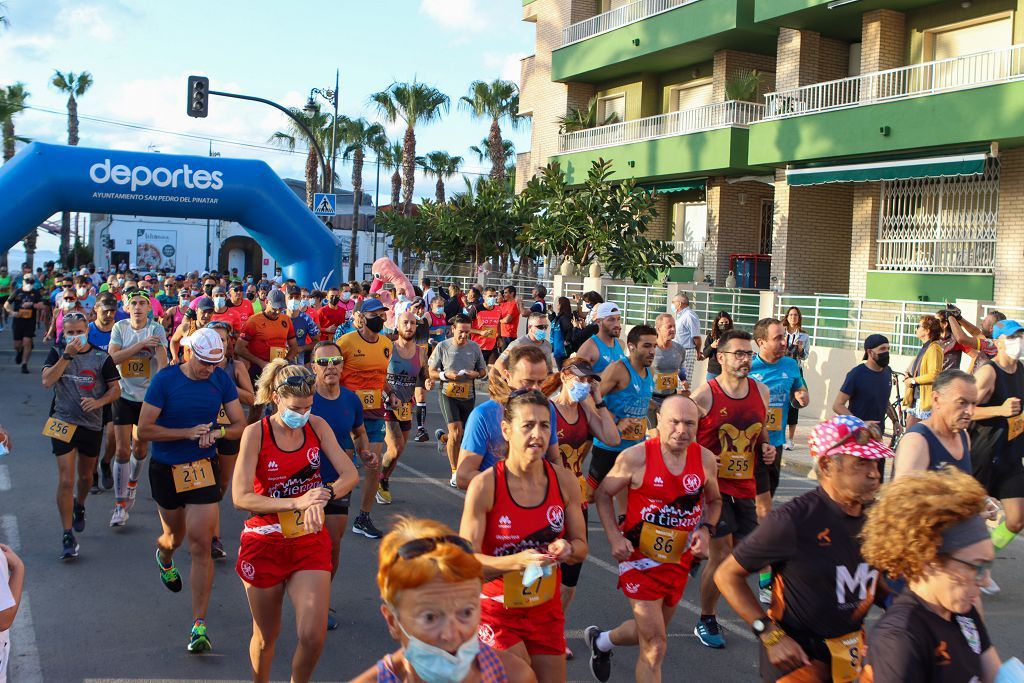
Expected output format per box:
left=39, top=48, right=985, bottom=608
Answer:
left=434, top=428, right=446, bottom=453
left=60, top=532, right=79, bottom=561
left=694, top=616, right=726, bottom=649
left=449, top=470, right=458, bottom=488
left=101, top=462, right=113, bottom=490
left=109, top=505, right=129, bottom=527
left=72, top=502, right=86, bottom=533
left=126, top=480, right=138, bottom=510
left=90, top=472, right=102, bottom=495
left=981, top=576, right=1001, bottom=596
left=585, top=625, right=612, bottom=682
left=414, top=427, right=429, bottom=443
left=156, top=549, right=183, bottom=593
left=210, top=536, right=227, bottom=560
left=326, top=608, right=339, bottom=631
left=20, top=364, right=28, bottom=374
left=759, top=587, right=772, bottom=606
left=187, top=620, right=211, bottom=653
left=785, top=439, right=794, bottom=451
left=375, top=480, right=392, bottom=505
left=353, top=514, right=383, bottom=539
left=565, top=645, right=574, bottom=660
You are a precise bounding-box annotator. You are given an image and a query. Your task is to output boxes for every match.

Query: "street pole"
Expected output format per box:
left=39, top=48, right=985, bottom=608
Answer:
left=330, top=69, right=339, bottom=195
left=373, top=156, right=381, bottom=263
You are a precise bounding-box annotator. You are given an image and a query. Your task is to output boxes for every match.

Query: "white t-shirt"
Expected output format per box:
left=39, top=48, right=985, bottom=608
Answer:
left=0, top=550, right=14, bottom=683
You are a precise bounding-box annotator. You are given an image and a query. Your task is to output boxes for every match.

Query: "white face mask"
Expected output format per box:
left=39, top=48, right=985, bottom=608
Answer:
left=1004, top=337, right=1023, bottom=360
left=76, top=287, right=88, bottom=297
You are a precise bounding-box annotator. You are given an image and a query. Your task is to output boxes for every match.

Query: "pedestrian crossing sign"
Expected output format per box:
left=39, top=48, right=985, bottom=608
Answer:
left=313, top=193, right=337, bottom=216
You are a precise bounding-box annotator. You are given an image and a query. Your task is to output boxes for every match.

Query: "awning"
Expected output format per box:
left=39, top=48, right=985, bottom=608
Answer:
left=642, top=178, right=706, bottom=194
left=786, top=153, right=987, bottom=186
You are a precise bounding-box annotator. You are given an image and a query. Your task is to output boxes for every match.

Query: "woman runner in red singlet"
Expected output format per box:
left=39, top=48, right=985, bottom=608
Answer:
left=460, top=390, right=588, bottom=683
left=232, top=361, right=359, bottom=683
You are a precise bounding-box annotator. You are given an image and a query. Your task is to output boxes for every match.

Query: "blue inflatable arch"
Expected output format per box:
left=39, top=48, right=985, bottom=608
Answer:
left=0, top=142, right=344, bottom=287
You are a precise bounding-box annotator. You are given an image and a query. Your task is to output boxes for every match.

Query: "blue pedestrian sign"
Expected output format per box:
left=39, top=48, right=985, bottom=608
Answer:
left=313, top=193, right=337, bottom=216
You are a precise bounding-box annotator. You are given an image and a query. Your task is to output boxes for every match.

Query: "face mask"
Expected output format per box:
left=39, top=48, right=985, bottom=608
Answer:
left=67, top=333, right=88, bottom=347
left=534, top=329, right=548, bottom=342
left=62, top=300, right=76, bottom=310
left=485, top=296, right=496, bottom=307
left=1004, top=338, right=1022, bottom=359
left=462, top=307, right=469, bottom=316
left=117, top=279, right=125, bottom=286
left=874, top=352, right=890, bottom=367
left=213, top=297, right=226, bottom=308
left=204, top=285, right=214, bottom=295
left=287, top=300, right=301, bottom=312
left=329, top=297, right=340, bottom=305
left=192, top=290, right=202, bottom=297
left=582, top=303, right=592, bottom=313
left=246, top=293, right=256, bottom=300
left=246, top=277, right=253, bottom=284
left=76, top=287, right=88, bottom=297
left=179, top=296, right=190, bottom=305
left=398, top=294, right=409, bottom=303
left=341, top=292, right=351, bottom=302
left=568, top=380, right=591, bottom=403
left=390, top=610, right=479, bottom=683
left=0, top=440, right=7, bottom=457
left=433, top=308, right=444, bottom=316
left=365, top=316, right=386, bottom=334
left=22, top=284, right=32, bottom=291
left=280, top=407, right=310, bottom=429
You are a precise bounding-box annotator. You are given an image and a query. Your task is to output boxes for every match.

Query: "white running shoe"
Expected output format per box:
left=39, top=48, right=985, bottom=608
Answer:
left=785, top=439, right=794, bottom=451
left=449, top=471, right=458, bottom=488
left=126, top=480, right=138, bottom=510
left=109, top=506, right=129, bottom=527
left=759, top=586, right=772, bottom=605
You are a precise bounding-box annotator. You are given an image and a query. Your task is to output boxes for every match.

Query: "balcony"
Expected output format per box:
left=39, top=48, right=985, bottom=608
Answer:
left=552, top=101, right=767, bottom=184
left=562, top=0, right=695, bottom=47
left=749, top=45, right=1024, bottom=166
left=668, top=240, right=703, bottom=268
left=754, top=0, right=943, bottom=40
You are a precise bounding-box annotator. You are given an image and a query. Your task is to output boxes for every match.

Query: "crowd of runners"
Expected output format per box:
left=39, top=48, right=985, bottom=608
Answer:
left=2, top=260, right=1023, bottom=682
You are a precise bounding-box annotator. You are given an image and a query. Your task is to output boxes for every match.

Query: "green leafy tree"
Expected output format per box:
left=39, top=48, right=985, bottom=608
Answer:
left=417, top=151, right=463, bottom=203
left=269, top=104, right=333, bottom=209
left=51, top=70, right=93, bottom=264
left=0, top=82, right=30, bottom=269
left=459, top=79, right=521, bottom=181
left=339, top=117, right=386, bottom=279
left=469, top=136, right=514, bottom=164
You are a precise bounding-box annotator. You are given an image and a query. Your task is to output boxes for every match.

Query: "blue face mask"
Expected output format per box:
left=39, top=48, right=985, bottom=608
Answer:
left=390, top=609, right=479, bottom=683
left=485, top=297, right=496, bottom=307
left=67, top=333, right=89, bottom=348
left=568, top=380, right=591, bottom=403
left=534, top=329, right=548, bottom=342
left=280, top=408, right=310, bottom=429
left=287, top=300, right=302, bottom=312
left=213, top=297, right=226, bottom=309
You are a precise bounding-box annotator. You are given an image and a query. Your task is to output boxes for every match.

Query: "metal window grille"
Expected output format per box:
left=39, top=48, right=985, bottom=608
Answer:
left=759, top=199, right=774, bottom=255
left=876, top=159, right=999, bottom=274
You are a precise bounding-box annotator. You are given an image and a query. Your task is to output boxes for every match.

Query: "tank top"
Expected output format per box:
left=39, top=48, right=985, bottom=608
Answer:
left=387, top=342, right=422, bottom=406
left=591, top=334, right=626, bottom=374
left=481, top=460, right=566, bottom=601
left=695, top=378, right=766, bottom=500
left=375, top=642, right=508, bottom=683
left=621, top=439, right=706, bottom=567
left=594, top=360, right=655, bottom=453
left=970, top=361, right=1024, bottom=466
left=651, top=341, right=686, bottom=398
left=244, top=417, right=324, bottom=537
left=555, top=402, right=593, bottom=505
left=428, top=310, right=447, bottom=342
left=906, top=423, right=971, bottom=474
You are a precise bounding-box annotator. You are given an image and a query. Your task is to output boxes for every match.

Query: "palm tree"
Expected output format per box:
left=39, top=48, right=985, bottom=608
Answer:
left=370, top=80, right=450, bottom=215
left=558, top=96, right=620, bottom=133
left=0, top=2, right=8, bottom=30
left=418, top=151, right=463, bottom=203
left=0, top=82, right=29, bottom=269
left=339, top=117, right=386, bottom=280
left=268, top=105, right=333, bottom=209
left=459, top=79, right=521, bottom=182
left=469, top=136, right=514, bottom=165
left=379, top=141, right=404, bottom=212
left=51, top=70, right=93, bottom=265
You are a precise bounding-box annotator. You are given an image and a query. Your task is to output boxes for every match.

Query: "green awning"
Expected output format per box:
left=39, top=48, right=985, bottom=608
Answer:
left=786, top=153, right=987, bottom=186
left=643, top=178, right=706, bottom=194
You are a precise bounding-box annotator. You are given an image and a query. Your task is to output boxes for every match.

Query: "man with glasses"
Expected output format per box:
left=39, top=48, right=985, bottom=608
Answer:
left=156, top=278, right=179, bottom=311
left=493, top=311, right=556, bottom=375
left=715, top=415, right=892, bottom=682
left=107, top=289, right=169, bottom=526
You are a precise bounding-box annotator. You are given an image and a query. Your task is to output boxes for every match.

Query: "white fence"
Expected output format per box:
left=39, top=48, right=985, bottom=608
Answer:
left=668, top=241, right=703, bottom=268
left=603, top=284, right=668, bottom=326
left=561, top=0, right=696, bottom=46
left=691, top=289, right=762, bottom=332
left=559, top=101, right=763, bottom=154
left=764, top=44, right=1024, bottom=120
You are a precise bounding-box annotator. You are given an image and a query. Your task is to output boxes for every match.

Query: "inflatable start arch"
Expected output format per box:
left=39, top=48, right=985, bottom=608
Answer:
left=0, top=142, right=343, bottom=286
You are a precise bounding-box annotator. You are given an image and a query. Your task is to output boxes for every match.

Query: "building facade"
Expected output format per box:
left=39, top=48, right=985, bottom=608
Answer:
left=517, top=0, right=1024, bottom=305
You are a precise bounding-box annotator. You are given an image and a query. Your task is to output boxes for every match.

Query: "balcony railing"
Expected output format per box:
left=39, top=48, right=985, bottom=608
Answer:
left=561, top=0, right=697, bottom=47
left=667, top=240, right=703, bottom=268
left=558, top=100, right=763, bottom=154
left=764, top=44, right=1024, bottom=120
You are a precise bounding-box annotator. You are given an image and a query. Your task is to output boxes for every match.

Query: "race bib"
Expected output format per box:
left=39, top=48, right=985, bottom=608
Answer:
left=120, top=357, right=151, bottom=379
left=443, top=381, right=471, bottom=399
left=278, top=509, right=312, bottom=539
left=639, top=523, right=688, bottom=564
left=766, top=407, right=783, bottom=432
left=171, top=458, right=216, bottom=493
left=825, top=630, right=864, bottom=683
left=269, top=346, right=287, bottom=361
left=502, top=570, right=556, bottom=609
left=620, top=417, right=648, bottom=441
left=43, top=416, right=78, bottom=443
left=654, top=372, right=678, bottom=394
left=17, top=309, right=32, bottom=319
left=217, top=405, right=231, bottom=426
left=718, top=450, right=754, bottom=480
left=1008, top=413, right=1024, bottom=441
left=394, top=402, right=413, bottom=422
left=356, top=389, right=381, bottom=410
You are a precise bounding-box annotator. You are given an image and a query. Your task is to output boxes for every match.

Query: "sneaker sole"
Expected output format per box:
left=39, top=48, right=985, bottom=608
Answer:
left=352, top=526, right=382, bottom=540
left=585, top=625, right=612, bottom=683
left=375, top=494, right=392, bottom=505
left=187, top=637, right=211, bottom=653
left=61, top=547, right=80, bottom=561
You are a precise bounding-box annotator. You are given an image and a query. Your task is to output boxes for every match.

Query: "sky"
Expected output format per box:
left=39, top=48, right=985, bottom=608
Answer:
left=1, top=0, right=535, bottom=256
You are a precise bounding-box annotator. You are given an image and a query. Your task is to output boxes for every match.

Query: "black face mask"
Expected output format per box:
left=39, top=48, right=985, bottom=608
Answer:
left=364, top=316, right=386, bottom=334
left=875, top=352, right=890, bottom=367
left=204, top=285, right=214, bottom=295
left=246, top=293, right=256, bottom=300
left=328, top=297, right=340, bottom=305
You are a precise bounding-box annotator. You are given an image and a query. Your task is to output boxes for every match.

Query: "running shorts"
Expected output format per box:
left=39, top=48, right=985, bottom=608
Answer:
left=51, top=425, right=103, bottom=458
left=756, top=458, right=781, bottom=497
left=112, top=397, right=143, bottom=426
left=102, top=404, right=113, bottom=426
left=973, top=449, right=1024, bottom=501
left=217, top=438, right=241, bottom=457
left=586, top=445, right=621, bottom=491
left=12, top=318, right=34, bottom=340
left=236, top=529, right=332, bottom=588
left=478, top=595, right=566, bottom=657
left=714, top=494, right=758, bottom=540
left=383, top=407, right=413, bottom=432
left=364, top=418, right=385, bottom=444
left=618, top=559, right=692, bottom=607
left=149, top=457, right=223, bottom=510
left=439, top=395, right=475, bottom=426
left=561, top=507, right=589, bottom=588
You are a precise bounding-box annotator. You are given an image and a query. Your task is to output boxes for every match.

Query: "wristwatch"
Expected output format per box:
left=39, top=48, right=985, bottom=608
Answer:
left=594, top=400, right=607, bottom=409
left=700, top=522, right=715, bottom=534
left=61, top=353, right=73, bottom=361
left=751, top=617, right=772, bottom=637
left=322, top=482, right=336, bottom=501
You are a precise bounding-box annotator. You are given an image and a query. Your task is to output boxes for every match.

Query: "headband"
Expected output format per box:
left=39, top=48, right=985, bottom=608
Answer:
left=939, top=515, right=990, bottom=554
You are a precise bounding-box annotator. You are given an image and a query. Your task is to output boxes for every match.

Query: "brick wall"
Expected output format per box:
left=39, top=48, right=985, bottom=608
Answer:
left=861, top=10, right=906, bottom=73
left=705, top=180, right=775, bottom=285
left=819, top=37, right=851, bottom=82
left=711, top=50, right=777, bottom=103
left=994, top=148, right=1024, bottom=306
left=647, top=195, right=672, bottom=241
left=849, top=183, right=882, bottom=299
left=775, top=28, right=851, bottom=91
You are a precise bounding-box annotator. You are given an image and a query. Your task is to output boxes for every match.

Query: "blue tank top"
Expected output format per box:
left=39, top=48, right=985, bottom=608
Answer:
left=591, top=335, right=626, bottom=374
left=594, top=359, right=654, bottom=453
left=906, top=423, right=972, bottom=474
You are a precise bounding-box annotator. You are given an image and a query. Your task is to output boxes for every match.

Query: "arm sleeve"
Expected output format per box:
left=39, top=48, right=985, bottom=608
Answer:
left=43, top=346, right=61, bottom=369
left=219, top=371, right=240, bottom=403
left=156, top=324, right=169, bottom=346
left=473, top=346, right=487, bottom=373
left=285, top=317, right=296, bottom=341
left=428, top=344, right=443, bottom=371
left=110, top=323, right=123, bottom=347
left=352, top=397, right=365, bottom=429
left=239, top=319, right=256, bottom=342
left=730, top=508, right=799, bottom=573
left=839, top=368, right=857, bottom=396
left=101, top=355, right=121, bottom=383
left=307, top=315, right=320, bottom=339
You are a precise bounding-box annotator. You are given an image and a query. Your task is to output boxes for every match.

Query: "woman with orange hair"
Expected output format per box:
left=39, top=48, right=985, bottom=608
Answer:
left=352, top=517, right=536, bottom=682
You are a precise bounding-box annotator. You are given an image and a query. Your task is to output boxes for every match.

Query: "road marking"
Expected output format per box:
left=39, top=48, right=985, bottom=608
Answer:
left=0, top=514, right=42, bottom=682
left=394, top=462, right=756, bottom=643
left=0, top=514, right=20, bottom=551
left=0, top=463, right=10, bottom=491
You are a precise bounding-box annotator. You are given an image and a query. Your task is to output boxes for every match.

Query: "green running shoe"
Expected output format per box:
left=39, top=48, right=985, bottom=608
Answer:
left=155, top=549, right=182, bottom=593
left=187, top=620, right=211, bottom=653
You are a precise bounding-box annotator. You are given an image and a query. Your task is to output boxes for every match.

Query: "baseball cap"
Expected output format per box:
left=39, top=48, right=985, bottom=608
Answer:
left=196, top=296, right=216, bottom=311
left=182, top=328, right=224, bottom=364
left=992, top=320, right=1024, bottom=339
left=862, top=333, right=889, bottom=360
left=594, top=302, right=621, bottom=320
left=358, top=298, right=389, bottom=314
left=809, top=415, right=895, bottom=461
left=565, top=361, right=600, bottom=379
left=286, top=285, right=301, bottom=297
left=267, top=289, right=287, bottom=310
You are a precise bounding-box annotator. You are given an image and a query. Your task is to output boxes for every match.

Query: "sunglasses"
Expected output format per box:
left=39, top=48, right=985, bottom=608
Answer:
left=314, top=356, right=343, bottom=367
left=395, top=535, right=474, bottom=561
left=195, top=356, right=221, bottom=367
left=125, top=291, right=151, bottom=302
left=275, top=374, right=316, bottom=391
left=62, top=312, right=87, bottom=323
left=823, top=425, right=881, bottom=454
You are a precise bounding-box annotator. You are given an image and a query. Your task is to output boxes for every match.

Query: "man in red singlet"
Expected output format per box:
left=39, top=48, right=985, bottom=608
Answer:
left=585, top=395, right=721, bottom=683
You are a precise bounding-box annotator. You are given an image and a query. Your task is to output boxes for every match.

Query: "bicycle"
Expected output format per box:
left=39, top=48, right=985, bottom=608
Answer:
left=884, top=371, right=908, bottom=450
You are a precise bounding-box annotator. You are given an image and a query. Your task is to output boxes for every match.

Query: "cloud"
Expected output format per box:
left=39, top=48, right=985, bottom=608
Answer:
left=483, top=52, right=529, bottom=85
left=418, top=0, right=492, bottom=33
left=59, top=5, right=117, bottom=42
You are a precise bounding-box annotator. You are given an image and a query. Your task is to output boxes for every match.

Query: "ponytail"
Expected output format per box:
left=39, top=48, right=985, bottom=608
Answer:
left=254, top=359, right=315, bottom=405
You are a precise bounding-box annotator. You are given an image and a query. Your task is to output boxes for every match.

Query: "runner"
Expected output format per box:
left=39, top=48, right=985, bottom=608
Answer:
left=0, top=265, right=11, bottom=331
left=860, top=468, right=1001, bottom=682
left=0, top=542, right=24, bottom=683
left=226, top=282, right=254, bottom=327
left=137, top=328, right=246, bottom=652
left=429, top=314, right=488, bottom=484
left=470, top=287, right=502, bottom=369
left=351, top=517, right=537, bottom=683
left=586, top=325, right=657, bottom=497
left=88, top=294, right=119, bottom=492
left=169, top=297, right=215, bottom=362
left=41, top=312, right=121, bottom=560
left=4, top=274, right=42, bottom=374
left=894, top=369, right=976, bottom=478
left=649, top=313, right=689, bottom=427
left=107, top=289, right=168, bottom=526
left=409, top=297, right=433, bottom=443
left=286, top=286, right=320, bottom=366
left=498, top=286, right=521, bottom=356
left=459, top=389, right=588, bottom=683
left=377, top=310, right=427, bottom=505
left=690, top=328, right=773, bottom=649
left=576, top=303, right=626, bottom=373
left=315, top=286, right=347, bottom=343
left=236, top=288, right=298, bottom=389
left=494, top=312, right=556, bottom=375
left=716, top=415, right=893, bottom=682
left=210, top=286, right=242, bottom=333
left=586, top=396, right=719, bottom=683
left=232, top=361, right=359, bottom=682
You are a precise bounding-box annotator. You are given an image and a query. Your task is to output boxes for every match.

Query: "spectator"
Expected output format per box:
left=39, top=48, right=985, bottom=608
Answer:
left=701, top=310, right=733, bottom=380
left=903, top=315, right=944, bottom=428
left=550, top=296, right=574, bottom=369
left=783, top=306, right=809, bottom=451
left=671, top=293, right=703, bottom=383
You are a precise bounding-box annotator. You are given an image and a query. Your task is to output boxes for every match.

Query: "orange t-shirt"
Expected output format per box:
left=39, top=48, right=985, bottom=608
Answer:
left=240, top=312, right=295, bottom=362
left=337, top=330, right=393, bottom=419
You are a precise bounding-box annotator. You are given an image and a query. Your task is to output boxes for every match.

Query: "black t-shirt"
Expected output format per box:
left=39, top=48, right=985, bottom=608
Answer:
left=732, top=488, right=880, bottom=672
left=840, top=363, right=893, bottom=424
left=863, top=591, right=990, bottom=683
left=9, top=289, right=41, bottom=323
left=443, top=297, right=462, bottom=322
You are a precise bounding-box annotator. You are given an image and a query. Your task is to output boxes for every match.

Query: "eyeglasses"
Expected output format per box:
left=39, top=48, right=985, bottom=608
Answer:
left=720, top=350, right=754, bottom=359
left=275, top=374, right=316, bottom=391
left=195, top=356, right=221, bottom=367
left=206, top=321, right=233, bottom=332
left=314, top=356, right=343, bottom=367
left=946, top=556, right=994, bottom=585
left=395, top=535, right=474, bottom=561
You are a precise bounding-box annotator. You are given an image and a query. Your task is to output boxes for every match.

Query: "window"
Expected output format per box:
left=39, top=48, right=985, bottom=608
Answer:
left=669, top=79, right=712, bottom=113
left=926, top=14, right=1014, bottom=88
left=759, top=200, right=774, bottom=255
left=598, top=94, right=626, bottom=125
left=671, top=202, right=707, bottom=267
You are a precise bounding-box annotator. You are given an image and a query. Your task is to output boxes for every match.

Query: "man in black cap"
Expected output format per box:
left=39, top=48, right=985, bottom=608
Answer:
left=832, top=333, right=902, bottom=478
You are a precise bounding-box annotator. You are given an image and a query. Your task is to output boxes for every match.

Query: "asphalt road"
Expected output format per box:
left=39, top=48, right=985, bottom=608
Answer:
left=0, top=333, right=1021, bottom=682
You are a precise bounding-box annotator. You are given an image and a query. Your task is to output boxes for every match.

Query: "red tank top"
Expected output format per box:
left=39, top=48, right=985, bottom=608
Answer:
left=481, top=460, right=566, bottom=599
left=245, top=417, right=324, bottom=534
left=622, top=439, right=706, bottom=565
left=555, top=403, right=592, bottom=507
left=696, top=378, right=766, bottom=499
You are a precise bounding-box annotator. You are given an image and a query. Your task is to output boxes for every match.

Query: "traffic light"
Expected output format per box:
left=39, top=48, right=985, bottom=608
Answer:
left=187, top=76, right=209, bottom=118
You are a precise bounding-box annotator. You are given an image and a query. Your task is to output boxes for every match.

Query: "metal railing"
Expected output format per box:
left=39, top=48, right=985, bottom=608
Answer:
left=765, top=44, right=1024, bottom=120
left=559, top=100, right=763, bottom=154
left=604, top=283, right=669, bottom=326
left=667, top=241, right=703, bottom=268
left=691, top=289, right=762, bottom=333
left=563, top=279, right=585, bottom=300
left=561, top=0, right=696, bottom=46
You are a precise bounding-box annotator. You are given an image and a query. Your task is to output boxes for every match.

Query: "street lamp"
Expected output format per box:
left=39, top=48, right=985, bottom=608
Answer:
left=308, top=71, right=340, bottom=198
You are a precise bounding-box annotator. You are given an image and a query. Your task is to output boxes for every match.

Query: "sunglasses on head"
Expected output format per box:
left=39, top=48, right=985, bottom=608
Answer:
left=395, top=535, right=474, bottom=561
left=275, top=374, right=316, bottom=391
left=206, top=321, right=233, bottom=332
left=195, top=356, right=221, bottom=367
left=314, top=356, right=343, bottom=367
left=823, top=424, right=881, bottom=454
left=62, top=312, right=87, bottom=323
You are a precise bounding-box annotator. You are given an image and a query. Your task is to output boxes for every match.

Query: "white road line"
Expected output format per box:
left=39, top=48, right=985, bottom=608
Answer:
left=0, top=463, right=10, bottom=491
left=394, top=462, right=756, bottom=643
left=0, top=514, right=20, bottom=551
left=9, top=592, right=43, bottom=682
